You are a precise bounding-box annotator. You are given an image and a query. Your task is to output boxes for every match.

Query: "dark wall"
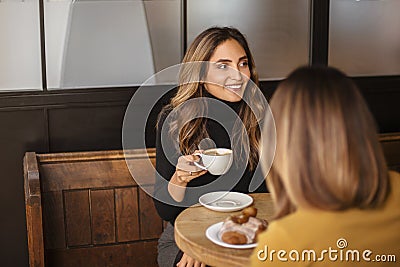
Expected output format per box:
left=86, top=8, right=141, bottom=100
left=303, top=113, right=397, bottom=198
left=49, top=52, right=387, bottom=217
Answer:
left=0, top=109, right=47, bottom=267
left=355, top=76, right=400, bottom=133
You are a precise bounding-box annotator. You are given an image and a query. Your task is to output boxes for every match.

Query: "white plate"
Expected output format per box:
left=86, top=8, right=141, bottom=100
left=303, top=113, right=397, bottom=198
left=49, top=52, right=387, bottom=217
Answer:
left=199, top=191, right=253, bottom=212
left=205, top=222, right=257, bottom=249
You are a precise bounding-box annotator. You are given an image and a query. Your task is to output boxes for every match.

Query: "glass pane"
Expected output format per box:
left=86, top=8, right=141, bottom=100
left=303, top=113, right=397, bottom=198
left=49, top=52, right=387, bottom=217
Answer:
left=187, top=0, right=310, bottom=80
left=329, top=0, right=400, bottom=76
left=45, top=0, right=181, bottom=90
left=143, top=0, right=182, bottom=74
left=0, top=0, right=42, bottom=91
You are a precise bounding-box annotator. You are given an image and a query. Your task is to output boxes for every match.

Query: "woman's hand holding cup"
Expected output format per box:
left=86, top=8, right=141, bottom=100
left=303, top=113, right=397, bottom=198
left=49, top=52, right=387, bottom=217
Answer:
left=175, top=150, right=208, bottom=184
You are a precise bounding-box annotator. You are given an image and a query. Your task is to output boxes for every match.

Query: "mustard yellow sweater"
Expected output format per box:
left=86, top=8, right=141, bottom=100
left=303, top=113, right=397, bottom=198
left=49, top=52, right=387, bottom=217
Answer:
left=250, top=171, right=400, bottom=267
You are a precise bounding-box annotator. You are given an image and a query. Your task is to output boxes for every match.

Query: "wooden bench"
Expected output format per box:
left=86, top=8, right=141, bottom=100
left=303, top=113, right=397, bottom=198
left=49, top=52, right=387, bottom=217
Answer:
left=24, top=148, right=163, bottom=267
left=23, top=132, right=400, bottom=267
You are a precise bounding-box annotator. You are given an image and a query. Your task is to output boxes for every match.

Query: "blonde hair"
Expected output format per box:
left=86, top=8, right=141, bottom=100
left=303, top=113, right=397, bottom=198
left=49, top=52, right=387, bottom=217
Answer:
left=266, top=66, right=389, bottom=218
left=161, top=27, right=263, bottom=170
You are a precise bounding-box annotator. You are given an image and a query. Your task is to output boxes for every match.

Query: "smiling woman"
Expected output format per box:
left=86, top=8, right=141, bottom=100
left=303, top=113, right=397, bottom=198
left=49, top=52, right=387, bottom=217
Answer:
left=152, top=27, right=269, bottom=267
left=204, top=39, right=251, bottom=102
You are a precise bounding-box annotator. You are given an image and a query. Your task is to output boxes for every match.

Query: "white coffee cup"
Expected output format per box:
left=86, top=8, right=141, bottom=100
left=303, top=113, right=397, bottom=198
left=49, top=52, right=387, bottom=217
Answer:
left=194, top=148, right=233, bottom=175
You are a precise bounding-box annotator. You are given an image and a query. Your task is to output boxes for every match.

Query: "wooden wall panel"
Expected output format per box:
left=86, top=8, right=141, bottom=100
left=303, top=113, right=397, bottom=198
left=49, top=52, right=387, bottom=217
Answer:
left=42, top=191, right=65, bottom=249
left=40, top=160, right=136, bottom=192
left=26, top=150, right=162, bottom=267
left=64, top=190, right=91, bottom=246
left=115, top=187, right=140, bottom=242
left=45, top=241, right=158, bottom=267
left=125, top=158, right=156, bottom=185
left=90, top=189, right=116, bottom=245
left=139, top=186, right=163, bottom=239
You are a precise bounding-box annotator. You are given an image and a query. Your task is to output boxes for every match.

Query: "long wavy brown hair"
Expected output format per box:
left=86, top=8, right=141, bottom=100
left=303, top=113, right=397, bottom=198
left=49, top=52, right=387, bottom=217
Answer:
left=160, top=27, right=265, bottom=170
left=265, top=66, right=390, bottom=219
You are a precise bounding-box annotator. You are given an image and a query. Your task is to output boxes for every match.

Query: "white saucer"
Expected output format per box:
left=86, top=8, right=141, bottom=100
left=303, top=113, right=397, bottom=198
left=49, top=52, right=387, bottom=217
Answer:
left=205, top=222, right=257, bottom=249
left=199, top=191, right=253, bottom=212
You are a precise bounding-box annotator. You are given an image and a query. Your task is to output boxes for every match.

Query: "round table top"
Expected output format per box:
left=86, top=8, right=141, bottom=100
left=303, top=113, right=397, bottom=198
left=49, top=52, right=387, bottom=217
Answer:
left=174, top=193, right=275, bottom=267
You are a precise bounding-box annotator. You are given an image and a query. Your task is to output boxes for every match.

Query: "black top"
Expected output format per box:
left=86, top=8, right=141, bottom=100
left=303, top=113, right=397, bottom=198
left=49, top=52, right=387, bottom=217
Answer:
left=153, top=92, right=267, bottom=224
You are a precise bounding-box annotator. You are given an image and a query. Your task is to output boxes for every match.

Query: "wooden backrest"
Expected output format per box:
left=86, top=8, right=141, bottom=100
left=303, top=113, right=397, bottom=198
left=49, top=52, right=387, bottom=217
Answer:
left=24, top=149, right=163, bottom=267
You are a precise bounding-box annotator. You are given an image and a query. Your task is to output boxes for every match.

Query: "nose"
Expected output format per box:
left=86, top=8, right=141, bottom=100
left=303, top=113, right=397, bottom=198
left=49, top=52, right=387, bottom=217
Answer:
left=229, top=65, right=242, bottom=81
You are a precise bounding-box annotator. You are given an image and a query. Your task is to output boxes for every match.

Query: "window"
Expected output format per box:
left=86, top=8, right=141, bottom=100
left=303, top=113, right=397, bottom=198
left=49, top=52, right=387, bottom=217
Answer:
left=187, top=0, right=311, bottom=80
left=0, top=0, right=41, bottom=91
left=45, top=0, right=181, bottom=89
left=329, top=0, right=400, bottom=76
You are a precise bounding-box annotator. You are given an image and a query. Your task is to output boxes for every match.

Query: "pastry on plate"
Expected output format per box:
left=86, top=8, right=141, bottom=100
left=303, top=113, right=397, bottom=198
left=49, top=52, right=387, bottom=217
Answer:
left=219, top=207, right=268, bottom=245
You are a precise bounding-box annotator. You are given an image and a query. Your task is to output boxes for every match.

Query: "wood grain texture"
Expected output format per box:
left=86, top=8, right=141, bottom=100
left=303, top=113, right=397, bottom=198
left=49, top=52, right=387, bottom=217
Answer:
left=24, top=152, right=41, bottom=197
left=39, top=160, right=136, bottom=192
left=24, top=152, right=45, bottom=267
left=90, top=189, right=116, bottom=245
left=25, top=201, right=45, bottom=267
left=45, top=241, right=159, bottom=267
left=38, top=148, right=155, bottom=163
left=174, top=193, right=275, bottom=267
left=64, top=190, right=91, bottom=246
left=139, top=186, right=163, bottom=240
left=42, top=191, right=65, bottom=249
left=24, top=148, right=161, bottom=267
left=115, top=187, right=140, bottom=242
left=38, top=149, right=156, bottom=192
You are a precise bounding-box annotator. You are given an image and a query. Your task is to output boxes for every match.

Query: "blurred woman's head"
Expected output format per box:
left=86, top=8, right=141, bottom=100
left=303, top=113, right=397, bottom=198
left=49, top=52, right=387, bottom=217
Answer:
left=264, top=66, right=389, bottom=218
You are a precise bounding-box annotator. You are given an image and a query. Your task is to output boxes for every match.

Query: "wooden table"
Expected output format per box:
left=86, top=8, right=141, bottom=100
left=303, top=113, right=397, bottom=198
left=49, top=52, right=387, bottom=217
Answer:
left=174, top=193, right=275, bottom=267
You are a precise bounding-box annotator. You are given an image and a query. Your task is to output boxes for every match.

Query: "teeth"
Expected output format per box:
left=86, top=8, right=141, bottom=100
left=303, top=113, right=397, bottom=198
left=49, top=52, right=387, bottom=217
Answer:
left=225, top=84, right=242, bottom=90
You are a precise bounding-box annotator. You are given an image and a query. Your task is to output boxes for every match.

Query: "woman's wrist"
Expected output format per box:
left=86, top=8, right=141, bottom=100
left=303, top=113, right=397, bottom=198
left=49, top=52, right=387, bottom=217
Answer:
left=171, top=172, right=188, bottom=186
left=168, top=172, right=188, bottom=202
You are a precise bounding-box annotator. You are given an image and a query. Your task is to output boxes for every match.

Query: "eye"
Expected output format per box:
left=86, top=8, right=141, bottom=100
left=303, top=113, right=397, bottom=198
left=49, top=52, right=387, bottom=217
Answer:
left=239, top=61, right=249, bottom=68
left=216, top=63, right=228, bottom=70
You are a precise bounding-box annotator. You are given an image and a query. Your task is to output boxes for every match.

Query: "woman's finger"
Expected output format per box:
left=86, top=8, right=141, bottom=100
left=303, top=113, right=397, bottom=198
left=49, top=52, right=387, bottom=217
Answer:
left=176, top=253, right=188, bottom=267
left=186, top=170, right=208, bottom=181
left=175, top=169, right=208, bottom=184
left=192, top=150, right=203, bottom=161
